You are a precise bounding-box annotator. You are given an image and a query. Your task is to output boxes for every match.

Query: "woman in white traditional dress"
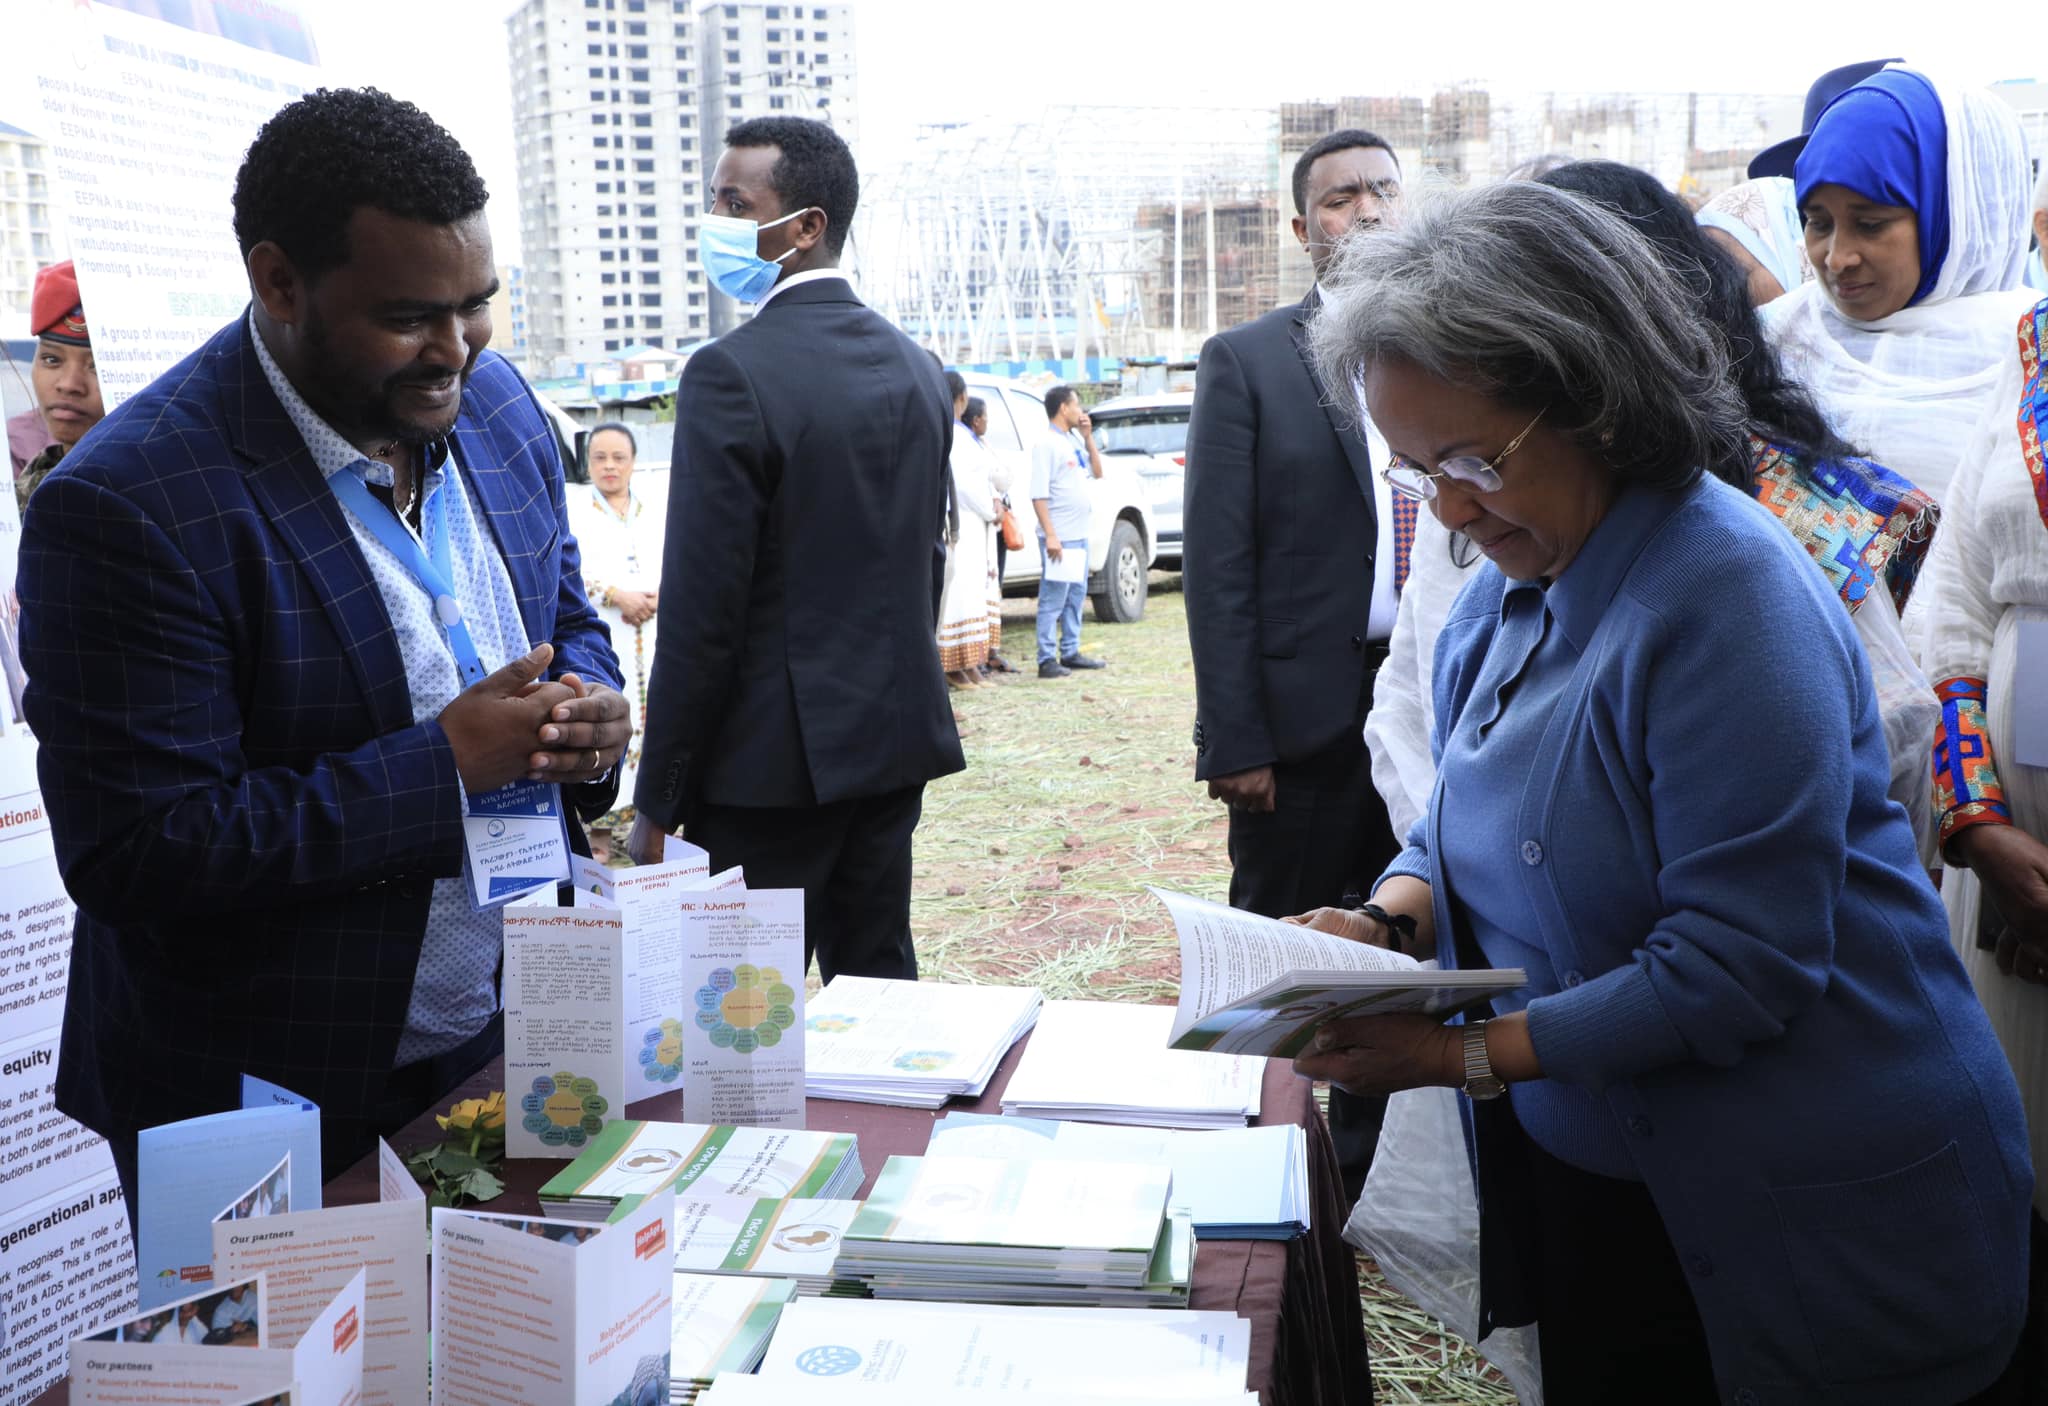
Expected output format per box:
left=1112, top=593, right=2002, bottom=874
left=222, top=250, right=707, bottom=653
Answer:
left=567, top=422, right=659, bottom=814
left=939, top=395, right=1003, bottom=688
left=1764, top=67, right=2036, bottom=661
left=1925, top=304, right=2048, bottom=1386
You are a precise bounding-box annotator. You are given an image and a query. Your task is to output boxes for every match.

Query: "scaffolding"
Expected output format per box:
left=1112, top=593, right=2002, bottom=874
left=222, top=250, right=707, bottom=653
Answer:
left=856, top=104, right=1279, bottom=367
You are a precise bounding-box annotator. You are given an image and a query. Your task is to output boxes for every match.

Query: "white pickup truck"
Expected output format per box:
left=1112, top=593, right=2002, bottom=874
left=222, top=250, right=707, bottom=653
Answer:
left=959, top=373, right=1160, bottom=624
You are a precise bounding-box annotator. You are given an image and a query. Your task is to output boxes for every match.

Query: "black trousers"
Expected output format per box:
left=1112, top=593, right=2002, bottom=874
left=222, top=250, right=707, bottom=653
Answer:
left=687, top=784, right=926, bottom=981
left=1224, top=719, right=1403, bottom=1197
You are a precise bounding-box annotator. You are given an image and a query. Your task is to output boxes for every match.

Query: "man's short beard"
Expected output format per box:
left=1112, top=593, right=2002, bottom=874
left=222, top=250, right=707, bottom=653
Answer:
left=302, top=308, right=467, bottom=448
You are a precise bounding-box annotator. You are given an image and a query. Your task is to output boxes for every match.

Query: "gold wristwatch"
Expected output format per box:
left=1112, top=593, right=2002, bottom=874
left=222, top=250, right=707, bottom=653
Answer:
left=1461, top=1020, right=1505, bottom=1101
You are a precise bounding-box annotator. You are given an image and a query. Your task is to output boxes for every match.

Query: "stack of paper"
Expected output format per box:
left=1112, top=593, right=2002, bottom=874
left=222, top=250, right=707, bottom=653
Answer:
left=929, top=1113, right=1311, bottom=1240
left=1155, top=886, right=1525, bottom=1056
left=671, top=1193, right=865, bottom=1295
left=1001, top=1000, right=1264, bottom=1129
left=539, top=1121, right=862, bottom=1222
left=699, top=1379, right=1260, bottom=1405
left=835, top=1154, right=1189, bottom=1307
left=752, top=1298, right=1252, bottom=1397
left=804, top=976, right=1041, bottom=1108
left=669, top=1272, right=799, bottom=1405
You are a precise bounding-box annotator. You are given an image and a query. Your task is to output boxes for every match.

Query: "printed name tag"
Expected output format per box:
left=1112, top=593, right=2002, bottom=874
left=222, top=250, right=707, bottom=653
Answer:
left=463, top=778, right=573, bottom=908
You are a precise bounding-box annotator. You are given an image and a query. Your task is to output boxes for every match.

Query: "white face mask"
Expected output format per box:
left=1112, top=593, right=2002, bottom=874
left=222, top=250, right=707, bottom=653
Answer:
left=698, top=207, right=815, bottom=303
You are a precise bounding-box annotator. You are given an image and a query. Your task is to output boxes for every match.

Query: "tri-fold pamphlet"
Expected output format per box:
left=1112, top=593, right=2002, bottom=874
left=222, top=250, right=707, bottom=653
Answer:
left=668, top=1271, right=799, bottom=1405
left=540, top=1121, right=862, bottom=1222
left=928, top=1113, right=1311, bottom=1241
left=678, top=887, right=806, bottom=1129
left=431, top=1189, right=676, bottom=1406
left=211, top=1139, right=428, bottom=1406
left=669, top=1194, right=863, bottom=1295
left=1154, top=887, right=1526, bottom=1057
left=1001, top=1000, right=1263, bottom=1129
left=752, top=1298, right=1252, bottom=1396
left=69, top=1269, right=365, bottom=1406
left=803, top=977, right=1042, bottom=1108
left=137, top=1077, right=323, bottom=1309
left=839, top=1154, right=1188, bottom=1307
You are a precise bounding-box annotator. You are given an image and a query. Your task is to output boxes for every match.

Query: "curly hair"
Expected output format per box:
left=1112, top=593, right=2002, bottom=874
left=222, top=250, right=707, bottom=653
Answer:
left=724, top=116, right=858, bottom=256
left=232, top=87, right=489, bottom=280
left=1310, top=181, right=1748, bottom=494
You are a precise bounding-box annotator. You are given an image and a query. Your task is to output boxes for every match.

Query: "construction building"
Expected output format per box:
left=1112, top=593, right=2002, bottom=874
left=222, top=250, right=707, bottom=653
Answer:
left=0, top=121, right=61, bottom=324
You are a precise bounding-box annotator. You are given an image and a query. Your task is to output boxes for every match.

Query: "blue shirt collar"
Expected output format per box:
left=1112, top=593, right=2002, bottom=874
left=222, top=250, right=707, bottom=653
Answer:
left=1523, top=480, right=1693, bottom=653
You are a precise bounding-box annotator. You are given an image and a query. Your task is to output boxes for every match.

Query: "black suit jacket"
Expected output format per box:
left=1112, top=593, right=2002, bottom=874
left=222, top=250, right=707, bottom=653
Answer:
left=1183, top=292, right=1380, bottom=780
left=636, top=277, right=967, bottom=828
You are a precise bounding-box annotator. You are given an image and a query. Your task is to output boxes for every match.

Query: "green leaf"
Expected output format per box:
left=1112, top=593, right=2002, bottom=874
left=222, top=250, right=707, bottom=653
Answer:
left=455, top=1167, right=505, bottom=1204
left=429, top=1147, right=486, bottom=1176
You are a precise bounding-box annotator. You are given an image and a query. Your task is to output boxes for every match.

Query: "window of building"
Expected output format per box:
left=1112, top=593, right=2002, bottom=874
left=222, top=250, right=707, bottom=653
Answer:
left=723, top=24, right=738, bottom=39
left=688, top=292, right=705, bottom=306
left=584, top=0, right=599, bottom=7
left=722, top=4, right=736, bottom=16
left=627, top=43, right=647, bottom=57
left=586, top=41, right=602, bottom=54
left=586, top=19, right=601, bottom=30
left=724, top=48, right=739, bottom=63
left=725, top=69, right=739, bottom=84
left=587, top=64, right=604, bottom=76
left=727, top=94, right=742, bottom=109
left=626, top=20, right=645, bottom=35
left=766, top=4, right=783, bottom=15
left=678, top=112, right=694, bottom=128
left=633, top=112, right=651, bottom=127
left=795, top=28, right=805, bottom=39
left=681, top=159, right=696, bottom=173
left=600, top=250, right=615, bottom=261
left=640, top=247, right=659, bottom=261
left=644, top=320, right=662, bottom=333
left=629, top=65, right=649, bottom=80
left=596, top=181, right=612, bottom=193
left=602, top=272, right=617, bottom=284
left=637, top=180, right=656, bottom=194
left=769, top=95, right=785, bottom=109
left=595, top=158, right=611, bottom=169
left=635, top=158, right=655, bottom=172
left=589, top=89, right=606, bottom=102
left=604, top=317, right=618, bottom=329
left=676, top=67, right=692, bottom=84
left=633, top=136, right=653, bottom=150
left=767, top=27, right=781, bottom=40
left=609, top=65, right=620, bottom=76
left=602, top=294, right=617, bottom=307
left=641, top=271, right=661, bottom=285
left=606, top=339, right=620, bottom=351
left=815, top=75, right=831, bottom=88
left=631, top=89, right=650, bottom=104
left=814, top=52, right=828, bottom=63
left=605, top=19, right=615, bottom=31
left=638, top=203, right=657, bottom=217
left=679, top=136, right=694, bottom=151
left=768, top=72, right=784, bottom=87
left=638, top=224, right=658, bottom=238
left=767, top=49, right=784, bottom=64
left=815, top=30, right=829, bottom=41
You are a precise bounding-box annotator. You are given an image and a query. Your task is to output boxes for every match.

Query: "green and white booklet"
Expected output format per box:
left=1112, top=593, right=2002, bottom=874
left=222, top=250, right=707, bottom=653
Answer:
left=539, top=1120, right=862, bottom=1222
left=668, top=1271, right=799, bottom=1405
left=1154, top=886, right=1525, bottom=1058
left=804, top=976, right=1042, bottom=1108
left=669, top=1193, right=863, bottom=1295
left=839, top=1154, right=1172, bottom=1295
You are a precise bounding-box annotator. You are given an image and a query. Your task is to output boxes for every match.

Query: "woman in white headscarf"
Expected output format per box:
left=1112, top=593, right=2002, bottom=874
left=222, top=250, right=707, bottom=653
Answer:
left=1698, top=176, right=1813, bottom=306
left=1766, top=68, right=2035, bottom=515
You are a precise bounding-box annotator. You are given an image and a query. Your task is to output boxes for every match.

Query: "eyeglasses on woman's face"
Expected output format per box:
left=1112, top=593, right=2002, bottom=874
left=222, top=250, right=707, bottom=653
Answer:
left=1381, top=406, right=1547, bottom=502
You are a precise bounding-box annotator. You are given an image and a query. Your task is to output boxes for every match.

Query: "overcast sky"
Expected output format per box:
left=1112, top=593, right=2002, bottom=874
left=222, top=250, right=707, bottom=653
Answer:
left=3, top=0, right=2039, bottom=267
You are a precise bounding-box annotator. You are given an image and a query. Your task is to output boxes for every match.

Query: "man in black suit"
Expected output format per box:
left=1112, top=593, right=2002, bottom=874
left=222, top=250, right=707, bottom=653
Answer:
left=630, top=117, right=965, bottom=981
left=1183, top=128, right=1406, bottom=1191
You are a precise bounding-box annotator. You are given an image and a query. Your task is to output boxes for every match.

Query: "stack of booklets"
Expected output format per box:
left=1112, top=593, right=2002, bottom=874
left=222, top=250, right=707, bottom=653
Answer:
left=750, top=1298, right=1253, bottom=1397
left=538, top=1120, right=863, bottom=1222
left=699, top=1379, right=1259, bottom=1405
left=1001, top=999, right=1264, bottom=1129
left=668, top=1271, right=798, bottom=1405
left=929, top=1112, right=1311, bottom=1241
left=804, top=976, right=1042, bottom=1108
left=836, top=1153, right=1191, bottom=1307
left=1154, top=886, right=1525, bottom=1056
left=671, top=1192, right=866, bottom=1296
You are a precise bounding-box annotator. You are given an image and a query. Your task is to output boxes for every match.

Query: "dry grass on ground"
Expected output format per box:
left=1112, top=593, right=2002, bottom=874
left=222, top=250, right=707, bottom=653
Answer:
left=910, top=579, right=1515, bottom=1406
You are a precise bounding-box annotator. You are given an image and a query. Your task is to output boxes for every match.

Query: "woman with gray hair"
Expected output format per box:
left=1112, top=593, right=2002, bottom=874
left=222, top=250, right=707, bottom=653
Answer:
left=1289, top=181, right=2031, bottom=1404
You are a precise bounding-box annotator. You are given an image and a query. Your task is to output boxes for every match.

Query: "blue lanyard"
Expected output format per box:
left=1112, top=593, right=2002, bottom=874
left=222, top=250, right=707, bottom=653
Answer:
left=329, top=464, right=489, bottom=687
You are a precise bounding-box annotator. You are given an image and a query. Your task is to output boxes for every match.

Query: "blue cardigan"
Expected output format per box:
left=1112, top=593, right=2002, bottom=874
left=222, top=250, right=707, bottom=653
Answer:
left=1384, top=475, right=2031, bottom=1405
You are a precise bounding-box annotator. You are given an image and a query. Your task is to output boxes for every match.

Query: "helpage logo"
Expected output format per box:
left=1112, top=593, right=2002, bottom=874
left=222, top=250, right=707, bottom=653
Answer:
left=634, top=1219, right=668, bottom=1262
left=333, top=1305, right=359, bottom=1355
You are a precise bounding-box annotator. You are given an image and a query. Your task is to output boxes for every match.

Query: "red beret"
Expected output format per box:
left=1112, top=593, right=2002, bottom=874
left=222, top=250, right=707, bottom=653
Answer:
left=31, top=261, right=87, bottom=346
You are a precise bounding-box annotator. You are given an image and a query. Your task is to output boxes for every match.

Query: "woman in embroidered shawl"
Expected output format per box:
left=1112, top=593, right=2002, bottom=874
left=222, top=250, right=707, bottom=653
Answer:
left=1766, top=68, right=2035, bottom=669
left=1366, top=161, right=1940, bottom=856
left=1925, top=305, right=2048, bottom=1383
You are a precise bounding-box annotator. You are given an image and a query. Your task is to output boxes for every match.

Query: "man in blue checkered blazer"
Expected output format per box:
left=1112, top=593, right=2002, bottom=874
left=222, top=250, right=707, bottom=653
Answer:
left=17, top=91, right=627, bottom=1213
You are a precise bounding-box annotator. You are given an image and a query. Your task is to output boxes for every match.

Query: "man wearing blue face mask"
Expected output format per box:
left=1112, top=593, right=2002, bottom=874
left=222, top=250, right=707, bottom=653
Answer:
left=630, top=118, right=965, bottom=983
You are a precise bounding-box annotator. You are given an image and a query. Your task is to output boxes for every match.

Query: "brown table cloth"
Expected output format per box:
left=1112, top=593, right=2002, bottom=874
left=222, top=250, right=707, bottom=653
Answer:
left=36, top=1031, right=1372, bottom=1405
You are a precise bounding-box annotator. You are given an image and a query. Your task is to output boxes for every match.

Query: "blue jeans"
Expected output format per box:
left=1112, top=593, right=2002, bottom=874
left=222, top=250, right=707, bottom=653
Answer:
left=1036, top=537, right=1086, bottom=664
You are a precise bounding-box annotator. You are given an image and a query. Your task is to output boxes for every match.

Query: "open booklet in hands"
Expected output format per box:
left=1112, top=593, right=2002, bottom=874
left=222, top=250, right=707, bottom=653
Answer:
left=1153, top=888, right=1525, bottom=1058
